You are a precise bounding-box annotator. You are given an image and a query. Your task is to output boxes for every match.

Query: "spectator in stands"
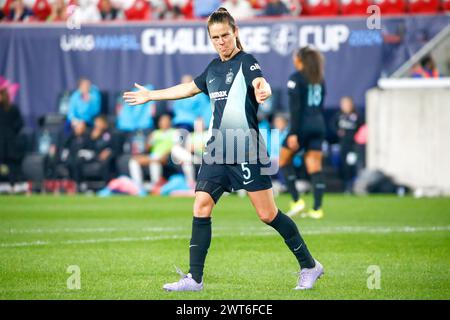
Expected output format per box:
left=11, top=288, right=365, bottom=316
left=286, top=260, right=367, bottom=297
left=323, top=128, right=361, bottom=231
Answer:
left=47, top=0, right=69, bottom=22
left=248, top=0, right=266, bottom=10
left=170, top=74, right=210, bottom=132
left=70, top=0, right=102, bottom=23
left=123, top=0, right=151, bottom=20
left=116, top=84, right=155, bottom=132
left=150, top=0, right=191, bottom=19
left=68, top=78, right=101, bottom=127
left=193, top=0, right=220, bottom=18
left=6, top=0, right=33, bottom=21
left=99, top=0, right=120, bottom=20
left=31, top=0, right=52, bottom=21
left=59, top=119, right=90, bottom=191
left=222, top=0, right=255, bottom=20
left=263, top=0, right=290, bottom=16
left=332, top=96, right=363, bottom=193
left=169, top=0, right=194, bottom=19
left=411, top=55, right=440, bottom=79
left=128, top=114, right=177, bottom=191
left=148, top=0, right=167, bottom=19
left=0, top=87, right=24, bottom=191
left=83, top=115, right=115, bottom=184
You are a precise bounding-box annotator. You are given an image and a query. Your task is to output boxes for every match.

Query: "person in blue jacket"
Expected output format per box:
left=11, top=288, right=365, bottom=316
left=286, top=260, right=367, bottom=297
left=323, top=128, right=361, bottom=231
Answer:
left=68, top=78, right=101, bottom=127
left=170, top=75, right=210, bottom=132
left=117, top=84, right=155, bottom=132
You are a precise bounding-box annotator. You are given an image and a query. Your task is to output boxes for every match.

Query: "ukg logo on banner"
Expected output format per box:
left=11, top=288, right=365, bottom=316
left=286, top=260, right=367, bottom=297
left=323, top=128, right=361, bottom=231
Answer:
left=60, top=34, right=141, bottom=52
left=270, top=24, right=298, bottom=56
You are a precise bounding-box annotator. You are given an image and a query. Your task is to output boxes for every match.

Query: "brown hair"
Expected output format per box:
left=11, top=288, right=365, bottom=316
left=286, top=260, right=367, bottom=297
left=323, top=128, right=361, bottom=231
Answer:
left=0, top=88, right=11, bottom=112
left=207, top=7, right=244, bottom=51
left=296, top=47, right=324, bottom=84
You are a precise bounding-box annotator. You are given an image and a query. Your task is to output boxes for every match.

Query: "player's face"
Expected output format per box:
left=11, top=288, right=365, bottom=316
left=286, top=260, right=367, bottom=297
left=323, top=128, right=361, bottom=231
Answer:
left=209, top=23, right=237, bottom=59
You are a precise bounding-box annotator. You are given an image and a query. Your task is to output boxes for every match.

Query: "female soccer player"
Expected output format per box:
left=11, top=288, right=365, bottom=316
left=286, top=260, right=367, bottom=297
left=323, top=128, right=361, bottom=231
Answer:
left=123, top=8, right=323, bottom=291
left=280, top=47, right=327, bottom=219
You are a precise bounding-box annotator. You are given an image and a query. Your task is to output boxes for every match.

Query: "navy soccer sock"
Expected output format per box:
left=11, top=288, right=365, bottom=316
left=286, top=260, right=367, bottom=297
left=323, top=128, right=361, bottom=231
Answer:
left=267, top=210, right=315, bottom=269
left=311, top=172, right=325, bottom=210
left=188, top=217, right=211, bottom=283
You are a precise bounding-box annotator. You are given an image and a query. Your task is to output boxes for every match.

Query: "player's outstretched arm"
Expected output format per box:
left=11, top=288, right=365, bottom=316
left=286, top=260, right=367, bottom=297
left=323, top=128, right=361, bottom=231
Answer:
left=123, top=81, right=201, bottom=105
left=252, top=77, right=272, bottom=104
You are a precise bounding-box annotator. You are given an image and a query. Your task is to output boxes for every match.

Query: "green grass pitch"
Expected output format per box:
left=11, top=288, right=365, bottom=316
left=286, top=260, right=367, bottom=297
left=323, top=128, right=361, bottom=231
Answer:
left=0, top=194, right=449, bottom=300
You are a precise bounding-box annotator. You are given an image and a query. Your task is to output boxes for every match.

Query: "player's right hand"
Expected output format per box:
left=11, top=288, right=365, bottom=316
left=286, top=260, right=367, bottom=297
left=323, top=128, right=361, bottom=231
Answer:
left=123, top=83, right=151, bottom=105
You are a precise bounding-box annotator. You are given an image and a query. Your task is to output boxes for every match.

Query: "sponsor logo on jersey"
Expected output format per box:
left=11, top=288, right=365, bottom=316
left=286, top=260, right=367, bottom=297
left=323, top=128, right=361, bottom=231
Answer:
left=209, top=91, right=228, bottom=100
left=250, top=63, right=261, bottom=71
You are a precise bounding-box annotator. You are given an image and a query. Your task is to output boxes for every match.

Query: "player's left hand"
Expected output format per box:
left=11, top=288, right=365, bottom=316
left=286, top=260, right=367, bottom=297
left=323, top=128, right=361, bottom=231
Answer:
left=254, top=78, right=272, bottom=104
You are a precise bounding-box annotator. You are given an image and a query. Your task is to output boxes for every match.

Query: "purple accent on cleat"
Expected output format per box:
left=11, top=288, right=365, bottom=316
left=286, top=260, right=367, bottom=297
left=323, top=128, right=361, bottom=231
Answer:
left=163, top=266, right=203, bottom=292
left=295, top=259, right=324, bottom=290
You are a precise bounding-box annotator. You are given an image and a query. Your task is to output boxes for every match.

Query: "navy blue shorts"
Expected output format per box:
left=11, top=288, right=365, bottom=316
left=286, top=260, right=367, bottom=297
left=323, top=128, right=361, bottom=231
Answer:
left=195, top=162, right=272, bottom=203
left=282, top=129, right=325, bottom=152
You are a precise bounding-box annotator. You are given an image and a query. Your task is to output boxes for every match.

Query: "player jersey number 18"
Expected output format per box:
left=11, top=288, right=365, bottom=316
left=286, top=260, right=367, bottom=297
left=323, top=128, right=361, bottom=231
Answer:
left=308, top=84, right=322, bottom=108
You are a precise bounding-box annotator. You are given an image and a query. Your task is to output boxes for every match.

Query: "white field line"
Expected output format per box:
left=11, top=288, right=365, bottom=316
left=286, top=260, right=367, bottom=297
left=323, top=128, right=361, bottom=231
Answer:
left=2, top=225, right=450, bottom=235
left=2, top=227, right=186, bottom=234
left=0, top=225, right=448, bottom=248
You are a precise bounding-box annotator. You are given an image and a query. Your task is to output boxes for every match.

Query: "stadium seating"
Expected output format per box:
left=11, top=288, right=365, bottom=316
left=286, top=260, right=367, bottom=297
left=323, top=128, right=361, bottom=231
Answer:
left=2, top=0, right=448, bottom=22
left=124, top=0, right=151, bottom=20
left=302, top=0, right=339, bottom=16
left=371, top=0, right=407, bottom=14
left=408, top=0, right=440, bottom=13
left=443, top=0, right=450, bottom=11
left=340, top=0, right=370, bottom=15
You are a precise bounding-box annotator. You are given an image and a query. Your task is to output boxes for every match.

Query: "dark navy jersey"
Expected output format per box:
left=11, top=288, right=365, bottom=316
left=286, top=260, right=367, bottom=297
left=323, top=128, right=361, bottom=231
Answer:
left=287, top=71, right=326, bottom=135
left=194, top=51, right=268, bottom=164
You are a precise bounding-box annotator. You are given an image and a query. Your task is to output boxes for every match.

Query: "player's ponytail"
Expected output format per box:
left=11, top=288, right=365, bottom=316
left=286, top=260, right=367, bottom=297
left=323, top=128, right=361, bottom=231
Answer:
left=296, top=47, right=324, bottom=84
left=207, top=7, right=244, bottom=51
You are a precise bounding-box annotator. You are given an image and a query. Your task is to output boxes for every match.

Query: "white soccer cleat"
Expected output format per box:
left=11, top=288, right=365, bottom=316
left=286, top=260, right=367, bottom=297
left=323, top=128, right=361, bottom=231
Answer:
left=163, top=267, right=203, bottom=292
left=295, top=259, right=324, bottom=290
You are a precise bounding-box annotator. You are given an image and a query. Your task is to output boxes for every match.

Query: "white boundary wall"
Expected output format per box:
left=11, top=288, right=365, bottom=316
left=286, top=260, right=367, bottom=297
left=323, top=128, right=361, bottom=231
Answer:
left=366, top=86, right=450, bottom=195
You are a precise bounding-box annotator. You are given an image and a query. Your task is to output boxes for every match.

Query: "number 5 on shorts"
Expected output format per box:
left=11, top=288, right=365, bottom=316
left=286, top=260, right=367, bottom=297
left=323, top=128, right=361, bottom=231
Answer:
left=241, top=162, right=251, bottom=180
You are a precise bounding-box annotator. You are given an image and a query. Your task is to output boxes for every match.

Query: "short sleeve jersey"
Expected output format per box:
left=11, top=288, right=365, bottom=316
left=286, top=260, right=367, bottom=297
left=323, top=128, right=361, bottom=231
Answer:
left=194, top=51, right=268, bottom=164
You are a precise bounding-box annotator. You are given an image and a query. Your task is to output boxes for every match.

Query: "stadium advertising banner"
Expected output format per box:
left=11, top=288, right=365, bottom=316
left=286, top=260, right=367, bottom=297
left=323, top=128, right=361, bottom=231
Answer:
left=0, top=15, right=449, bottom=127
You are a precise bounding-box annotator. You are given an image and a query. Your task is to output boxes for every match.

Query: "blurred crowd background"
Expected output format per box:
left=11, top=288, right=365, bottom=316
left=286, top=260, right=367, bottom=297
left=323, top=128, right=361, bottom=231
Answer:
left=1, top=0, right=449, bottom=23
